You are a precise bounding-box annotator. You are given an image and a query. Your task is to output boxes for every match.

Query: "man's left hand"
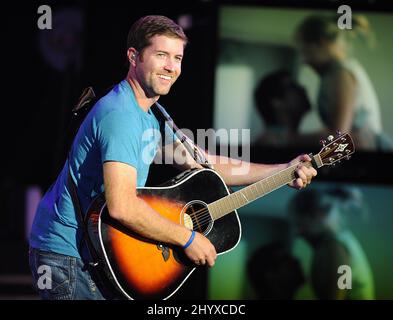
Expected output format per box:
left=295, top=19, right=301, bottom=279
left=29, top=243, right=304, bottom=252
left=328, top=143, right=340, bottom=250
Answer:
left=287, top=154, right=317, bottom=190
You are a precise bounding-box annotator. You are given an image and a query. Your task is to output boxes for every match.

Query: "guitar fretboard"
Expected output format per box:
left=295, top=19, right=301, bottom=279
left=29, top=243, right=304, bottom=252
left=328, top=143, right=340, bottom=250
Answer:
left=207, top=155, right=321, bottom=221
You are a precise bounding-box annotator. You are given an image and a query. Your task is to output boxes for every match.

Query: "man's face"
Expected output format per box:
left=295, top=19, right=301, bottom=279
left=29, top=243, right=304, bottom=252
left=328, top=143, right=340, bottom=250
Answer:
left=135, top=35, right=184, bottom=97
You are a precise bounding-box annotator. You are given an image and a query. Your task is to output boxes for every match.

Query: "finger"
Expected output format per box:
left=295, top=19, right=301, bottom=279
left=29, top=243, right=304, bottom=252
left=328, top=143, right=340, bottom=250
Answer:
left=296, top=169, right=308, bottom=185
left=301, top=168, right=312, bottom=184
left=296, top=177, right=304, bottom=189
left=299, top=154, right=311, bottom=162
left=211, top=247, right=217, bottom=259
left=308, top=167, right=317, bottom=181
left=206, top=256, right=215, bottom=267
left=304, top=167, right=317, bottom=182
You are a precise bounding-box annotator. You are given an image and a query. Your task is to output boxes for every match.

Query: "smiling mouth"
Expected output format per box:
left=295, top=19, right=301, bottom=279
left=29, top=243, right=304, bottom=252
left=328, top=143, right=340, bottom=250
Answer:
left=158, top=74, right=173, bottom=81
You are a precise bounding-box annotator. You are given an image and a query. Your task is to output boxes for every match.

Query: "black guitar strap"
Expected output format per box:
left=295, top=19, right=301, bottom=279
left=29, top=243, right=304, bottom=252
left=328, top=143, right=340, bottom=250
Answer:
left=65, top=86, right=121, bottom=297
left=66, top=168, right=94, bottom=258
left=67, top=165, right=121, bottom=298
left=66, top=86, right=98, bottom=259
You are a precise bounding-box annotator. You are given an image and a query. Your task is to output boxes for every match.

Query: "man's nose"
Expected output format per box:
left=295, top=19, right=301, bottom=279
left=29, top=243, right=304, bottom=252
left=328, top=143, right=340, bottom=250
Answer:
left=164, top=59, right=176, bottom=72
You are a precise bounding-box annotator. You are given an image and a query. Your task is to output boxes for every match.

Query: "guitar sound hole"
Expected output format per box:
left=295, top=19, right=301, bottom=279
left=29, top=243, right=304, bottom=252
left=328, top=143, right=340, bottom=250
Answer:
left=182, top=201, right=213, bottom=236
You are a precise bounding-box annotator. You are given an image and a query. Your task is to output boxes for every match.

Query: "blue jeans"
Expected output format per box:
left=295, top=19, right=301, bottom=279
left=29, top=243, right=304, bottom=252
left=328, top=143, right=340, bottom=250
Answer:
left=29, top=247, right=107, bottom=300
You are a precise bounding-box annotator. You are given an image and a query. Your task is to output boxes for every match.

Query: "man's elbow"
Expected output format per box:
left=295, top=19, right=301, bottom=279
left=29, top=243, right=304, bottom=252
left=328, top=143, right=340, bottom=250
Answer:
left=107, top=205, right=125, bottom=221
left=106, top=195, right=139, bottom=223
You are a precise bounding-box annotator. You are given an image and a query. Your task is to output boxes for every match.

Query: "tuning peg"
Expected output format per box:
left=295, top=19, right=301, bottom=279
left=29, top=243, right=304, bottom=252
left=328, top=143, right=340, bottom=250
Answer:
left=320, top=139, right=327, bottom=146
left=336, top=130, right=342, bottom=136
left=327, top=135, right=334, bottom=142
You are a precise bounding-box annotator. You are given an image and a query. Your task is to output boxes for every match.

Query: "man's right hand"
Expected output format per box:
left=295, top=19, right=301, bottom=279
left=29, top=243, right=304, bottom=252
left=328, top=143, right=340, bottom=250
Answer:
left=183, top=231, right=217, bottom=267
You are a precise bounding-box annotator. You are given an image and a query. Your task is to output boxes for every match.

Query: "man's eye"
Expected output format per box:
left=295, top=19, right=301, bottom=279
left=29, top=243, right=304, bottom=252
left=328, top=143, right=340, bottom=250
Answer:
left=175, top=57, right=182, bottom=62
left=157, top=53, right=166, bottom=58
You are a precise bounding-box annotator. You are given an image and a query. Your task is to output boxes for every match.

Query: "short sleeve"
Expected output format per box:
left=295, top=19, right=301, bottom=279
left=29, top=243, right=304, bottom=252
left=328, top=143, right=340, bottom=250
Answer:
left=96, top=110, right=140, bottom=169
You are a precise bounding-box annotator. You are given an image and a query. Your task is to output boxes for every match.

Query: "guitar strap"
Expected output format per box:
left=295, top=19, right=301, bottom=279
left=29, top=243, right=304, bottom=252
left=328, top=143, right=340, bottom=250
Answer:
left=153, top=102, right=213, bottom=169
left=67, top=165, right=121, bottom=298
left=65, top=87, right=211, bottom=297
left=66, top=169, right=94, bottom=257
left=65, top=86, right=120, bottom=297
left=66, top=86, right=99, bottom=260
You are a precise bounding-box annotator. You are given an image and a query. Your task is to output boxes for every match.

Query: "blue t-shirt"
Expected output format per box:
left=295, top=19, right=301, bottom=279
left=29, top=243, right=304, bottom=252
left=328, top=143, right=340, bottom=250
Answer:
left=30, top=80, right=161, bottom=258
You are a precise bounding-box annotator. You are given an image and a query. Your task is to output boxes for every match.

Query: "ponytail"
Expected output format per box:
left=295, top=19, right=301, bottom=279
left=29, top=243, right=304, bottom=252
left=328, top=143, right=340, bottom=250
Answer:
left=296, top=14, right=375, bottom=48
left=349, top=15, right=376, bottom=48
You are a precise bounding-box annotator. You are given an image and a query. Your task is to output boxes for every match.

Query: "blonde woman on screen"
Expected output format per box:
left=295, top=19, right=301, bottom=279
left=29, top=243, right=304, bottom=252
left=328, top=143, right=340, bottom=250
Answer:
left=293, top=15, right=392, bottom=151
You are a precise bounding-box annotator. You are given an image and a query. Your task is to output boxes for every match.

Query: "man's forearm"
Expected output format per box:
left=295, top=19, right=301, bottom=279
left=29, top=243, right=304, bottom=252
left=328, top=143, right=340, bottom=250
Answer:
left=111, top=195, right=191, bottom=247
left=207, top=154, right=287, bottom=186
left=163, top=143, right=289, bottom=186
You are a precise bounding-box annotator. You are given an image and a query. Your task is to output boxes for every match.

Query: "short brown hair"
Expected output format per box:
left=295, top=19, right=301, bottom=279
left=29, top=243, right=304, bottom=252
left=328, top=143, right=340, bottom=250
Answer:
left=127, top=15, right=188, bottom=52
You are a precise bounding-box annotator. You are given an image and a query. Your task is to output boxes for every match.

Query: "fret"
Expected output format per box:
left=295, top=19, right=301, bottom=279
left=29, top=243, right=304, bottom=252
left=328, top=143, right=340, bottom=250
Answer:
left=218, top=199, right=226, bottom=216
left=242, top=188, right=250, bottom=203
left=251, top=184, right=258, bottom=200
left=227, top=194, right=236, bottom=212
left=227, top=194, right=234, bottom=210
left=233, top=192, right=241, bottom=209
left=237, top=192, right=247, bottom=207
left=231, top=193, right=238, bottom=209
left=227, top=195, right=235, bottom=212
left=209, top=163, right=303, bottom=222
left=277, top=172, right=285, bottom=185
left=271, top=174, right=278, bottom=189
left=278, top=172, right=285, bottom=184
left=255, top=181, right=263, bottom=195
left=221, top=198, right=229, bottom=216
left=208, top=202, right=218, bottom=220
left=245, top=186, right=251, bottom=201
left=259, top=180, right=267, bottom=195
left=239, top=191, right=248, bottom=205
left=216, top=200, right=225, bottom=219
left=267, top=177, right=273, bottom=192
left=230, top=195, right=237, bottom=212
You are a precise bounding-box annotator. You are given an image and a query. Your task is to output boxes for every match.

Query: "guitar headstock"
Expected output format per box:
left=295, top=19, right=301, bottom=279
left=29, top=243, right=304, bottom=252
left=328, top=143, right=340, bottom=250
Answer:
left=317, top=132, right=355, bottom=167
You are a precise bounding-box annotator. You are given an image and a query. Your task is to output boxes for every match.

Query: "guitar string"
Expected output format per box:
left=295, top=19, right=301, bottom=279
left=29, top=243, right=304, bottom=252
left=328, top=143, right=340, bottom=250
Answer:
left=182, top=162, right=308, bottom=229
left=184, top=208, right=212, bottom=230
left=183, top=163, right=301, bottom=222
left=183, top=140, right=351, bottom=230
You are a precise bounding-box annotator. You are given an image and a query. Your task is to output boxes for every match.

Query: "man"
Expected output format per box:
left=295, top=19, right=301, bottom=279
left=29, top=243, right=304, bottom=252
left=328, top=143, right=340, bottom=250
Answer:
left=29, top=15, right=317, bottom=300
left=253, top=70, right=311, bottom=147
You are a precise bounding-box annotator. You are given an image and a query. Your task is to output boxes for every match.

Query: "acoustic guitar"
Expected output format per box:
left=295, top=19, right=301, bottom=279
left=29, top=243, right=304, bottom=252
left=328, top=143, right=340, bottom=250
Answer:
left=85, top=132, right=354, bottom=299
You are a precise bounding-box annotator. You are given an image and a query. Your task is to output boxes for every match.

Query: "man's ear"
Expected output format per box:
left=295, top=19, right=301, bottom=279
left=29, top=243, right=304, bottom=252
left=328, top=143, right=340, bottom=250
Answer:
left=127, top=48, right=137, bottom=66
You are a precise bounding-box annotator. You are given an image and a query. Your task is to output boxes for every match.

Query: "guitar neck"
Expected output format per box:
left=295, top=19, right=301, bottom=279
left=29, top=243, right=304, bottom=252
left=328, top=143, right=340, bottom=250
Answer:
left=207, top=154, right=322, bottom=221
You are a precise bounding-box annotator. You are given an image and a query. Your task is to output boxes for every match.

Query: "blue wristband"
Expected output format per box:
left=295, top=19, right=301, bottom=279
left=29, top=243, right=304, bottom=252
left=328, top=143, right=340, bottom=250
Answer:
left=183, top=230, right=196, bottom=249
